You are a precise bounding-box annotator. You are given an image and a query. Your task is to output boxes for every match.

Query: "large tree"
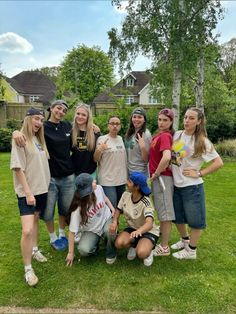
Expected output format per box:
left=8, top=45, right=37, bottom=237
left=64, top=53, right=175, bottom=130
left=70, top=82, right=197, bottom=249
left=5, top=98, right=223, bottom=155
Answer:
left=109, top=0, right=223, bottom=128
left=57, top=44, right=114, bottom=104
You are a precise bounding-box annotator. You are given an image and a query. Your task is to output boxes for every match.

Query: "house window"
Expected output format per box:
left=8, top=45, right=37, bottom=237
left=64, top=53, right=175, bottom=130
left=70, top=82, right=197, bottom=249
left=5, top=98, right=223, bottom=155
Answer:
left=125, top=96, right=134, bottom=104
left=148, top=95, right=158, bottom=104
left=126, top=78, right=134, bottom=87
left=29, top=95, right=40, bottom=102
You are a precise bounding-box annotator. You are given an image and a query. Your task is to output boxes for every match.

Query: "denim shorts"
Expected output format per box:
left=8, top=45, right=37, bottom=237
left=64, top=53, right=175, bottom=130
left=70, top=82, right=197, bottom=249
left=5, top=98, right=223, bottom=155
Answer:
left=124, top=227, right=159, bottom=249
left=102, top=185, right=126, bottom=208
left=173, top=184, right=206, bottom=229
left=43, top=174, right=75, bottom=222
left=17, top=193, right=47, bottom=217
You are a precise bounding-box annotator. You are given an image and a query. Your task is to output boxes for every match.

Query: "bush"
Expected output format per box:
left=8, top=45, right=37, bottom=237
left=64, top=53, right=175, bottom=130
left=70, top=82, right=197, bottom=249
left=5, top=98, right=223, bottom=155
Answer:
left=0, top=128, right=12, bottom=152
left=6, top=118, right=21, bottom=130
left=215, top=139, right=236, bottom=158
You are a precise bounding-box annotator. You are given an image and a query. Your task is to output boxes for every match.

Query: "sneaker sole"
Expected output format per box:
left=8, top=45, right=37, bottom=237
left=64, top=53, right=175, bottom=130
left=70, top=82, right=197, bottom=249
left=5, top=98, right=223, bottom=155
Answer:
left=172, top=254, right=197, bottom=260
left=153, top=252, right=170, bottom=257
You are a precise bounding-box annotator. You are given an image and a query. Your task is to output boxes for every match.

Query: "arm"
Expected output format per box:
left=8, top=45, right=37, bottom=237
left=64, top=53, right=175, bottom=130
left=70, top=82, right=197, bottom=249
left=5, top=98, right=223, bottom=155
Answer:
left=105, top=195, right=115, bottom=216
left=94, top=138, right=109, bottom=162
left=14, top=168, right=35, bottom=205
left=12, top=131, right=26, bottom=147
left=65, top=231, right=75, bottom=266
left=151, top=149, right=171, bottom=181
left=137, top=133, right=149, bottom=162
left=183, top=156, right=224, bottom=178
left=109, top=208, right=121, bottom=234
left=130, top=217, right=153, bottom=238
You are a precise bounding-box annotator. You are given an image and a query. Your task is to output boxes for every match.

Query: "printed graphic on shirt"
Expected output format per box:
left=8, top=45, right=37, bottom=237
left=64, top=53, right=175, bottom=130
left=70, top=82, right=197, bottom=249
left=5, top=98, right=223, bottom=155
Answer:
left=171, top=139, right=190, bottom=166
left=34, top=142, right=43, bottom=151
left=87, top=201, right=105, bottom=219
left=125, top=138, right=135, bottom=149
left=77, top=136, right=88, bottom=151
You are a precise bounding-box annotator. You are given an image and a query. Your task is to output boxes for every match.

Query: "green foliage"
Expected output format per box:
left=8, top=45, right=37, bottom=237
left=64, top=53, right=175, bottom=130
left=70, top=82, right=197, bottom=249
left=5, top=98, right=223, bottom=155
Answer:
left=6, top=119, right=21, bottom=130
left=0, top=128, right=12, bottom=152
left=215, top=139, right=236, bottom=157
left=0, top=152, right=236, bottom=313
left=57, top=44, right=114, bottom=104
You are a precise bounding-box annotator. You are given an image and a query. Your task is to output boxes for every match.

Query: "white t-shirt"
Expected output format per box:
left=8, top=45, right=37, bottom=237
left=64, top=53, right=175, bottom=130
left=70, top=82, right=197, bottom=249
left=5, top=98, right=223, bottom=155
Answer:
left=69, top=185, right=112, bottom=236
left=10, top=136, right=50, bottom=197
left=171, top=130, right=219, bottom=187
left=96, top=134, right=127, bottom=186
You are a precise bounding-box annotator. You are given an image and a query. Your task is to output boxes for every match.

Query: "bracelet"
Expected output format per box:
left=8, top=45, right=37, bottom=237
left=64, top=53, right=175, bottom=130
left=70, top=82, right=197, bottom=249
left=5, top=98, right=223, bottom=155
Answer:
left=25, top=192, right=32, bottom=197
left=198, top=170, right=202, bottom=177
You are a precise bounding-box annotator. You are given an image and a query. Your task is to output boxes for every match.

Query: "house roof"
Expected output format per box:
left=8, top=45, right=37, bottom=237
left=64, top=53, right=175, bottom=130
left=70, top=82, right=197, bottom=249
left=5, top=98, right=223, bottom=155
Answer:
left=93, top=71, right=151, bottom=103
left=8, top=71, right=56, bottom=104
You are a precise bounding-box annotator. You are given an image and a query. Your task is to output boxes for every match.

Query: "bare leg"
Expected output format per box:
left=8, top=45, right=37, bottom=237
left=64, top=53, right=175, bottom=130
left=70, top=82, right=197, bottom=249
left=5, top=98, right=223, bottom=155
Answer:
left=136, top=238, right=153, bottom=260
left=20, top=215, right=34, bottom=266
left=45, top=220, right=54, bottom=233
left=32, top=212, right=39, bottom=248
left=160, top=221, right=172, bottom=247
left=175, top=223, right=189, bottom=238
left=115, top=231, right=132, bottom=249
left=58, top=215, right=66, bottom=229
left=190, top=228, right=202, bottom=247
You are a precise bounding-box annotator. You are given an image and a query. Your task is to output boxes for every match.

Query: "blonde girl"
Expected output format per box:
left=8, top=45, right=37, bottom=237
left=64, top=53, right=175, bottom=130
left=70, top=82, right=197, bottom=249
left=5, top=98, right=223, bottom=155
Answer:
left=10, top=107, right=50, bottom=286
left=71, top=103, right=100, bottom=179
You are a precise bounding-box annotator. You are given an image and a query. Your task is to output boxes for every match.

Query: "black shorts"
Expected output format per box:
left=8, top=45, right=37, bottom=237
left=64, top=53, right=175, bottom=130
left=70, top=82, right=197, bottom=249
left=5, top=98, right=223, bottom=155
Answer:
left=124, top=227, right=159, bottom=249
left=17, top=193, right=48, bottom=218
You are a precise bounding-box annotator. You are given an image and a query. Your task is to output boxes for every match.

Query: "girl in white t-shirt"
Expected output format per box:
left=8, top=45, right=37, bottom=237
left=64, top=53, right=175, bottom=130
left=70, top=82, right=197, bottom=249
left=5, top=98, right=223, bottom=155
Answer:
left=65, top=173, right=117, bottom=266
left=10, top=107, right=50, bottom=287
left=171, top=107, right=223, bottom=259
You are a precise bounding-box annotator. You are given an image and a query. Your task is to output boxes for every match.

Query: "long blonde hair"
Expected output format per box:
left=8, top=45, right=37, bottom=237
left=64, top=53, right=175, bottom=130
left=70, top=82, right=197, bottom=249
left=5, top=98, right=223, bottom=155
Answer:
left=21, top=116, right=49, bottom=158
left=187, top=107, right=213, bottom=158
left=72, top=103, right=95, bottom=151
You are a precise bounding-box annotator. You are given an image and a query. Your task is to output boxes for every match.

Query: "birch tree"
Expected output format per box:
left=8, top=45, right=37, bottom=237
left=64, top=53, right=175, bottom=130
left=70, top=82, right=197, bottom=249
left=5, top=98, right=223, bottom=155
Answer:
left=109, top=0, right=223, bottom=128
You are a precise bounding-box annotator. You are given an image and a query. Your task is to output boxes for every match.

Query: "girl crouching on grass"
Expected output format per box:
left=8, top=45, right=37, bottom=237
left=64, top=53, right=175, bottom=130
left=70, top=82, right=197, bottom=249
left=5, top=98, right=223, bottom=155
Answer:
left=110, top=172, right=159, bottom=267
left=10, top=107, right=50, bottom=287
left=65, top=173, right=117, bottom=266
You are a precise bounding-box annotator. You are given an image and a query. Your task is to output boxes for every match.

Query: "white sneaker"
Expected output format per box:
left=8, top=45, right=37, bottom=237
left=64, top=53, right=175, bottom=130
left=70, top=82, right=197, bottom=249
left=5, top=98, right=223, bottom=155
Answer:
left=106, top=256, right=117, bottom=265
left=172, top=246, right=197, bottom=260
left=153, top=244, right=170, bottom=256
left=127, top=247, right=136, bottom=260
left=171, top=238, right=190, bottom=250
left=144, top=250, right=154, bottom=266
left=32, top=250, right=47, bottom=262
left=74, top=232, right=81, bottom=243
left=25, top=269, right=38, bottom=287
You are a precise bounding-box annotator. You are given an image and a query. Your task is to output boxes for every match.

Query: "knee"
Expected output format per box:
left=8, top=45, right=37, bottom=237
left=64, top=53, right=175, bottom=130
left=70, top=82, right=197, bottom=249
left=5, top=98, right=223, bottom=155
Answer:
left=78, top=243, right=91, bottom=256
left=136, top=247, right=149, bottom=260
left=22, top=227, right=33, bottom=239
left=115, top=236, right=128, bottom=249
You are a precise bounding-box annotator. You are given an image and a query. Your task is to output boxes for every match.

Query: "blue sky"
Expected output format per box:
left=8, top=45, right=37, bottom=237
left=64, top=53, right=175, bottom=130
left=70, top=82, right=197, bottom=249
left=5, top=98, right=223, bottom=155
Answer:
left=0, top=0, right=236, bottom=78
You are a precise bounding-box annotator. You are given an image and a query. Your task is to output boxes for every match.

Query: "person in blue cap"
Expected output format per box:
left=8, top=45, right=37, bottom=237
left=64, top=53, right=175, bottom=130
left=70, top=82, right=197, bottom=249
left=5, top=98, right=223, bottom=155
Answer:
left=110, top=172, right=159, bottom=266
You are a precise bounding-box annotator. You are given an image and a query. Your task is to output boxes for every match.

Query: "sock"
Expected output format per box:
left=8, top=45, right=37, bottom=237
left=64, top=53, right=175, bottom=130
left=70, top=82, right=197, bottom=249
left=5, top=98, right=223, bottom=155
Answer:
left=182, top=236, right=190, bottom=240
left=59, top=228, right=65, bottom=238
left=189, top=244, right=197, bottom=250
left=32, top=246, right=38, bottom=253
left=49, top=232, right=58, bottom=243
left=24, top=264, right=32, bottom=272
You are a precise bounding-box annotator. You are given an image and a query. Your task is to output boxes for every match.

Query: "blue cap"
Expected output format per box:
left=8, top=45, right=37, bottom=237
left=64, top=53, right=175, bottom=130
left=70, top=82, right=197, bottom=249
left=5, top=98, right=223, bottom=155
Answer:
left=129, top=171, right=151, bottom=196
left=75, top=173, right=93, bottom=198
left=26, top=107, right=45, bottom=117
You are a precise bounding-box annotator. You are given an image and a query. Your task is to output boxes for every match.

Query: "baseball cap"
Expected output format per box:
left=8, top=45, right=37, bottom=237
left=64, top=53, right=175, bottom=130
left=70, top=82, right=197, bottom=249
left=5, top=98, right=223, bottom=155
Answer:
left=49, top=99, right=68, bottom=111
left=75, top=173, right=93, bottom=198
left=159, top=108, right=174, bottom=120
left=129, top=171, right=151, bottom=196
left=25, top=107, right=45, bottom=117
left=132, top=107, right=146, bottom=118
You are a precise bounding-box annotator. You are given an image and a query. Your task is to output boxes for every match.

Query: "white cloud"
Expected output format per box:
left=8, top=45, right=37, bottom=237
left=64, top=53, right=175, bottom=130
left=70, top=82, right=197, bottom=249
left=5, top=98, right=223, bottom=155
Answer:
left=0, top=32, right=33, bottom=54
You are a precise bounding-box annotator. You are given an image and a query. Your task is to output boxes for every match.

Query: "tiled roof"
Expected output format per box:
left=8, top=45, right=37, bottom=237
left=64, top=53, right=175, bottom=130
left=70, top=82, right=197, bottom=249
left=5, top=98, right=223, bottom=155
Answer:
left=94, top=71, right=150, bottom=103
left=8, top=71, right=56, bottom=102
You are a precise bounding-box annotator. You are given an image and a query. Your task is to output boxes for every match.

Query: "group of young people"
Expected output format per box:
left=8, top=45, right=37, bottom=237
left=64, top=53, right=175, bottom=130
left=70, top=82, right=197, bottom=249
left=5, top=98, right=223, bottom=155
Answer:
left=11, top=100, right=223, bottom=287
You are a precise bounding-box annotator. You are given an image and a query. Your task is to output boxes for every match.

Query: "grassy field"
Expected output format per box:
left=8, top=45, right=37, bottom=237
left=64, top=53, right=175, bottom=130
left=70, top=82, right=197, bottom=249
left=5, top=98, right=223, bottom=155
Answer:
left=0, top=152, right=235, bottom=313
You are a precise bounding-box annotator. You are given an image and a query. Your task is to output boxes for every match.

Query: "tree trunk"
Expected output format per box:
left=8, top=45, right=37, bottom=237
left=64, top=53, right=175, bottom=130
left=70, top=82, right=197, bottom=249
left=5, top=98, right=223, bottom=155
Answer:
left=172, top=65, right=182, bottom=130
left=194, top=55, right=204, bottom=112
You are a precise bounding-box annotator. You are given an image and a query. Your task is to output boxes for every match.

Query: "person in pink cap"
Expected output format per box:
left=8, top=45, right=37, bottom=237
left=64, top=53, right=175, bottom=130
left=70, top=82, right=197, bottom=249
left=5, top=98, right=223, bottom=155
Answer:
left=149, top=108, right=175, bottom=257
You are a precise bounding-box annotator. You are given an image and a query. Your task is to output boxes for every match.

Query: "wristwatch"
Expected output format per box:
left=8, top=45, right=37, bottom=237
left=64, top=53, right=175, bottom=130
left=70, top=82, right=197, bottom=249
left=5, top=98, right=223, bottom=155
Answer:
left=198, top=170, right=202, bottom=177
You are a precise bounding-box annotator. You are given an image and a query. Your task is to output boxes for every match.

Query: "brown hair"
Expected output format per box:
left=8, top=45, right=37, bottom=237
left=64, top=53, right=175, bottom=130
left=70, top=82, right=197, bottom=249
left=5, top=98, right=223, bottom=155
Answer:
left=67, top=190, right=97, bottom=225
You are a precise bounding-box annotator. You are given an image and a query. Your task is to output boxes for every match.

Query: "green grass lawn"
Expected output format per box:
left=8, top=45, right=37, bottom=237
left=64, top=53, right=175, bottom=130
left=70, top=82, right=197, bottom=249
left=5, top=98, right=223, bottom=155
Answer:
left=0, top=152, right=235, bottom=313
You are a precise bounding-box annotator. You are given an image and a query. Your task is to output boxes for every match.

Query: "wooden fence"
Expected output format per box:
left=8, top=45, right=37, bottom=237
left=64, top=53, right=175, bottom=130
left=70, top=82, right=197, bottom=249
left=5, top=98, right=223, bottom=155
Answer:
left=0, top=102, right=44, bottom=128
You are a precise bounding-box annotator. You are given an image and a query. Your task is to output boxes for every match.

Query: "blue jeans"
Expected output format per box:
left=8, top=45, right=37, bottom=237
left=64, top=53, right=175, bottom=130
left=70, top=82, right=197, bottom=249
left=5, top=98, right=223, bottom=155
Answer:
left=173, top=184, right=206, bottom=229
left=77, top=218, right=117, bottom=258
left=43, top=174, right=75, bottom=222
left=102, top=185, right=126, bottom=208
